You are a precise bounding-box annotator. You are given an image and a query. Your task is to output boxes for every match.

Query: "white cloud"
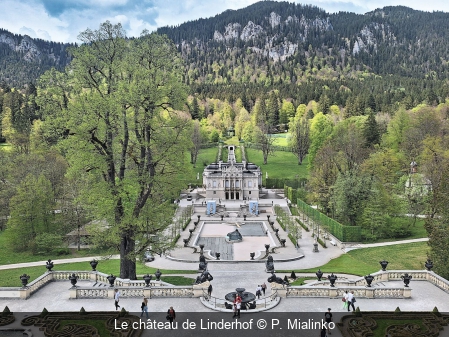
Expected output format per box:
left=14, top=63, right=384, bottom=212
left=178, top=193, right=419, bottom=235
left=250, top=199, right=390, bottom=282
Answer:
left=19, top=26, right=37, bottom=38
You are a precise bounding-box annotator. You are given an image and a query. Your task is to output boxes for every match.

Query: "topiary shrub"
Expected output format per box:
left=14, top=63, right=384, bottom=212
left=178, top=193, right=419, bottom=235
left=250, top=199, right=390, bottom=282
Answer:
left=291, top=271, right=297, bottom=279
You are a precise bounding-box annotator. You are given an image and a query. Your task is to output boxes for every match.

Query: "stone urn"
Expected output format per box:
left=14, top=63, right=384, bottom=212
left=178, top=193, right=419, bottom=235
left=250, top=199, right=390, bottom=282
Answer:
left=90, top=259, right=98, bottom=271
left=189, top=228, right=194, bottom=235
left=365, top=274, right=375, bottom=287
left=183, top=238, right=189, bottom=247
left=107, top=274, right=116, bottom=287
left=199, top=244, right=205, bottom=254
left=425, top=259, right=433, bottom=271
left=69, top=273, right=79, bottom=288
left=45, top=259, right=54, bottom=272
left=193, top=221, right=198, bottom=226
left=274, top=228, right=279, bottom=235
left=316, top=269, right=323, bottom=281
left=280, top=239, right=286, bottom=247
left=267, top=215, right=271, bottom=221
left=243, top=214, right=247, bottom=221
left=221, top=215, right=224, bottom=221
left=327, top=273, right=337, bottom=287
left=250, top=252, right=255, bottom=260
left=215, top=252, right=221, bottom=260
left=143, top=274, right=152, bottom=287
left=265, top=244, right=270, bottom=254
left=20, top=274, right=30, bottom=288
left=155, top=269, right=162, bottom=281
left=401, top=273, right=412, bottom=287
left=379, top=260, right=389, bottom=271
left=197, top=215, right=201, bottom=221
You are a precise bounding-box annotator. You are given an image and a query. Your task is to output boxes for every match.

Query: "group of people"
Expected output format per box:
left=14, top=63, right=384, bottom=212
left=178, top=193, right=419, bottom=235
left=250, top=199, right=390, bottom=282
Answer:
left=343, top=290, right=356, bottom=312
left=255, top=283, right=267, bottom=299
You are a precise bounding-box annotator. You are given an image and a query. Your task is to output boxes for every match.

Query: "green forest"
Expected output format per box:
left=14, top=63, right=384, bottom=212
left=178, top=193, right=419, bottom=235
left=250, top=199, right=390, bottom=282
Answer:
left=1, top=1, right=449, bottom=279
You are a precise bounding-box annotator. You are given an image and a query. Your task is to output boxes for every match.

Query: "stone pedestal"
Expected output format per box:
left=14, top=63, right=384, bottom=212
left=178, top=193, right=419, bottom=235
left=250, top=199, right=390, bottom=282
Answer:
left=143, top=288, right=151, bottom=298
left=69, top=288, right=77, bottom=299
left=329, top=288, right=338, bottom=298
left=107, top=288, right=115, bottom=299
left=365, top=288, right=375, bottom=298
left=403, top=287, right=412, bottom=298
left=193, top=281, right=209, bottom=298
left=379, top=271, right=389, bottom=282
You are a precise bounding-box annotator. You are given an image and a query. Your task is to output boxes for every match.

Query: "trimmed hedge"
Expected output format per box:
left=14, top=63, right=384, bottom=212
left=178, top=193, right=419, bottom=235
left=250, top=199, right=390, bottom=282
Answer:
left=297, top=199, right=361, bottom=242
left=296, top=218, right=309, bottom=232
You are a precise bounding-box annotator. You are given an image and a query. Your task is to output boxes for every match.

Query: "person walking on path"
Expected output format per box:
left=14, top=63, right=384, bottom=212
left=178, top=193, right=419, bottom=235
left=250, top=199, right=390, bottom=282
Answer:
left=141, top=297, right=149, bottom=319
left=167, top=306, right=176, bottom=329
left=233, top=295, right=242, bottom=318
left=261, top=282, right=267, bottom=296
left=324, top=308, right=332, bottom=335
left=208, top=284, right=213, bottom=297
left=347, top=291, right=356, bottom=312
left=256, top=285, right=262, bottom=299
left=342, top=291, right=349, bottom=310
left=114, top=289, right=121, bottom=310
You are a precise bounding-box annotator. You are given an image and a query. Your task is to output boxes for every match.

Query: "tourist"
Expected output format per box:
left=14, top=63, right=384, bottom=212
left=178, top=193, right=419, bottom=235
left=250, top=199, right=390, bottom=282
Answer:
left=256, top=285, right=262, bottom=299
left=114, top=289, right=121, bottom=310
left=261, top=282, right=267, bottom=295
left=347, top=291, right=356, bottom=312
left=141, top=296, right=149, bottom=319
left=167, top=306, right=176, bottom=329
left=233, top=295, right=242, bottom=318
left=343, top=291, right=349, bottom=310
left=324, top=308, right=332, bottom=335
left=208, top=284, right=213, bottom=297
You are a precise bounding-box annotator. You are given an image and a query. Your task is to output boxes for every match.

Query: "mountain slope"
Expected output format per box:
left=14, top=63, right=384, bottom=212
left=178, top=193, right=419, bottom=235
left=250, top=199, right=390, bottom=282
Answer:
left=0, top=29, right=73, bottom=87
left=156, top=1, right=449, bottom=85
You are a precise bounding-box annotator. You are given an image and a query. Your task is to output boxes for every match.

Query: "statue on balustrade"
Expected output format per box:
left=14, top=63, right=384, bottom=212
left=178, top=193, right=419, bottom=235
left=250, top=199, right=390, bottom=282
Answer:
left=268, top=272, right=289, bottom=286
left=199, top=254, right=208, bottom=271
left=266, top=255, right=275, bottom=272
left=194, top=270, right=214, bottom=285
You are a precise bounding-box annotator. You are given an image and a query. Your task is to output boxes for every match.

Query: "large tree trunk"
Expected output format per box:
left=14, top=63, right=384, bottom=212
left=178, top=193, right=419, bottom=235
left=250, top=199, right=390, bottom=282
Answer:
left=120, top=230, right=137, bottom=279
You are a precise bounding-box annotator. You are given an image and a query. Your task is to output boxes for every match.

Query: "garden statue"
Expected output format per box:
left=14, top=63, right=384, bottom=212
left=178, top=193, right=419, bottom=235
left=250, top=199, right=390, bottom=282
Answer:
left=107, top=274, right=116, bottom=287
left=267, top=272, right=289, bottom=286
left=199, top=254, right=208, bottom=271
left=143, top=274, right=152, bottom=287
left=327, top=273, right=337, bottom=287
left=266, top=255, right=275, bottom=272
left=194, top=270, right=214, bottom=284
left=365, top=274, right=374, bottom=287
left=155, top=269, right=162, bottom=281
left=401, top=273, right=412, bottom=287
left=425, top=259, right=434, bottom=271
left=46, top=259, right=54, bottom=272
left=90, top=259, right=98, bottom=271
left=20, top=274, right=30, bottom=288
left=69, top=273, right=79, bottom=288
left=379, top=260, right=389, bottom=271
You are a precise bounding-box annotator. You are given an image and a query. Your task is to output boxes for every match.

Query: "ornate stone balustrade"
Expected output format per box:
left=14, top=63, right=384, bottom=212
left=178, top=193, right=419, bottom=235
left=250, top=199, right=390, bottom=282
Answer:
left=285, top=286, right=409, bottom=299
left=0, top=270, right=178, bottom=300
left=71, top=286, right=194, bottom=299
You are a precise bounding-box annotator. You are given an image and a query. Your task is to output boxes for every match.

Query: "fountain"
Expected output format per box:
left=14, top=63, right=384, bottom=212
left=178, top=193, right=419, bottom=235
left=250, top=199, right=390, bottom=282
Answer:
left=225, top=287, right=256, bottom=306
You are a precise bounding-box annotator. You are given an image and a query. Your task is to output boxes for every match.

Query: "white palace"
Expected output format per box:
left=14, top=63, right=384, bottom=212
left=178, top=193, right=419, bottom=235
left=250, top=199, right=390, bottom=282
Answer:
left=202, top=145, right=262, bottom=200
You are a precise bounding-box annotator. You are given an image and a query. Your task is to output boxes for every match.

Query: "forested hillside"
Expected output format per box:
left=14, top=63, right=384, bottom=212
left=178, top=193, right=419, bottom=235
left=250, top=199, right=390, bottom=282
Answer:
left=0, top=29, right=72, bottom=87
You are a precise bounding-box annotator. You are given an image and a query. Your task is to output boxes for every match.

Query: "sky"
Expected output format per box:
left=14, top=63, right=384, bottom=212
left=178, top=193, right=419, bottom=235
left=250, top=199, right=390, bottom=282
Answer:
left=1, top=0, right=448, bottom=43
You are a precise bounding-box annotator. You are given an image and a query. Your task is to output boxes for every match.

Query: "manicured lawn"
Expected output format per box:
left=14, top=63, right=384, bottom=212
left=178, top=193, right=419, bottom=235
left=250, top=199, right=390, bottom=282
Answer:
left=271, top=133, right=290, bottom=147
left=245, top=148, right=309, bottom=183
left=178, top=147, right=218, bottom=183
left=0, top=230, right=117, bottom=265
left=361, top=218, right=427, bottom=243
left=278, top=242, right=428, bottom=276
left=161, top=276, right=196, bottom=285
left=289, top=277, right=315, bottom=286
left=0, top=259, right=197, bottom=287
